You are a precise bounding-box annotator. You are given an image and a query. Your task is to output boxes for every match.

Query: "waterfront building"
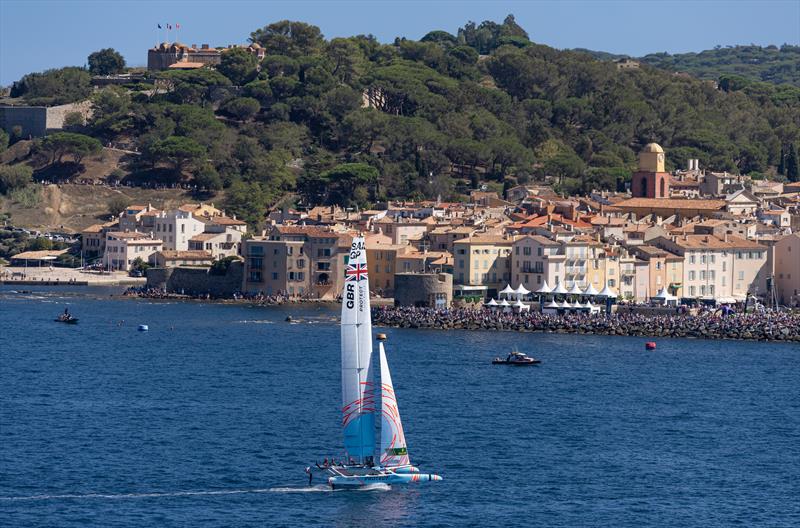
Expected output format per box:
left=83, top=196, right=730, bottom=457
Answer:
left=725, top=189, right=760, bottom=216
left=510, top=235, right=565, bottom=293
left=652, top=234, right=768, bottom=302
left=153, top=210, right=206, bottom=251
left=104, top=232, right=162, bottom=271
left=453, top=234, right=515, bottom=297
left=628, top=245, right=684, bottom=298
left=773, top=233, right=800, bottom=307
left=241, top=225, right=351, bottom=299
left=80, top=221, right=117, bottom=258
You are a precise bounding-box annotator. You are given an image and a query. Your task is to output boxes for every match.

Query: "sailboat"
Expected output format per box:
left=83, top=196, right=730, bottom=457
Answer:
left=322, top=236, right=442, bottom=489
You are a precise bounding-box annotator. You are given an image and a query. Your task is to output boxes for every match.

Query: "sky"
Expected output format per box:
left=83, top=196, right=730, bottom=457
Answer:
left=1, top=0, right=799, bottom=85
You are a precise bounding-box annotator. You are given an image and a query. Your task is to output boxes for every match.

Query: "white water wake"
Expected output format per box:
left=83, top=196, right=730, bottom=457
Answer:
left=0, top=483, right=391, bottom=501
left=0, top=488, right=273, bottom=502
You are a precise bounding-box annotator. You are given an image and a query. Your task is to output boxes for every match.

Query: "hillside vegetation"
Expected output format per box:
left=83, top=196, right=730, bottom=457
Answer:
left=3, top=16, right=800, bottom=228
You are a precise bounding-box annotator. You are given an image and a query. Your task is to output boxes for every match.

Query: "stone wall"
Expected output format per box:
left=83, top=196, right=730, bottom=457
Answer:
left=46, top=101, right=94, bottom=130
left=0, top=106, right=46, bottom=138
left=146, top=261, right=244, bottom=297
left=394, top=272, right=453, bottom=308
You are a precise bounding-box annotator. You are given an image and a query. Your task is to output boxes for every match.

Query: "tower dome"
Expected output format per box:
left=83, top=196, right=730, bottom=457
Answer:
left=642, top=143, right=664, bottom=154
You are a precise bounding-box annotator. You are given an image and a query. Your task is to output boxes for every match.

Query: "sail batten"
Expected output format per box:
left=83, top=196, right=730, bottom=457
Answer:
left=340, top=236, right=375, bottom=463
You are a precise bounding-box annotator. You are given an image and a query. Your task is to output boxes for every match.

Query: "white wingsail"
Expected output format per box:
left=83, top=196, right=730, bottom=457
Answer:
left=379, top=342, right=411, bottom=468
left=340, top=236, right=375, bottom=464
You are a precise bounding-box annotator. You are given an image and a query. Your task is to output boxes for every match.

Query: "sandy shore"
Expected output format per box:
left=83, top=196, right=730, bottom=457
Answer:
left=0, top=266, right=146, bottom=286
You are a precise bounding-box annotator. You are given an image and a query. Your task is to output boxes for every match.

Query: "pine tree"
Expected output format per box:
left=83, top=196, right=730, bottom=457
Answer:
left=787, top=143, right=799, bottom=183
left=777, top=144, right=786, bottom=175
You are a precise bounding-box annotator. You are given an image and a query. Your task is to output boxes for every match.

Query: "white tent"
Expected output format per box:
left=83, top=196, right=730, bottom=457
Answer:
left=598, top=285, right=618, bottom=298
left=486, top=298, right=499, bottom=307
left=544, top=300, right=560, bottom=309
left=513, top=299, right=530, bottom=311
left=551, top=282, right=568, bottom=295
left=567, top=283, right=584, bottom=296
left=515, top=284, right=531, bottom=296
left=535, top=280, right=552, bottom=294
left=583, top=283, right=599, bottom=296
left=499, top=299, right=511, bottom=307
left=585, top=300, right=601, bottom=313
left=499, top=284, right=515, bottom=297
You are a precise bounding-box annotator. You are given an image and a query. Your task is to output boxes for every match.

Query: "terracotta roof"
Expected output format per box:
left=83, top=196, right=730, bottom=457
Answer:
left=664, top=234, right=766, bottom=250
left=157, top=250, right=213, bottom=260
left=210, top=216, right=247, bottom=226
left=453, top=235, right=514, bottom=245
left=615, top=198, right=726, bottom=210
left=11, top=249, right=69, bottom=260
left=189, top=233, right=221, bottom=241
left=107, top=231, right=150, bottom=240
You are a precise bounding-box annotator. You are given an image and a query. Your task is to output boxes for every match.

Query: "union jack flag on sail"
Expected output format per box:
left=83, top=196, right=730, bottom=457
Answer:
left=345, top=262, right=368, bottom=282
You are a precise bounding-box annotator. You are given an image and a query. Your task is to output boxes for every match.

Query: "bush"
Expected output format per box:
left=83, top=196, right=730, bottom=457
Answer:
left=0, top=165, right=34, bottom=194
left=8, top=185, right=41, bottom=207
left=108, top=195, right=131, bottom=216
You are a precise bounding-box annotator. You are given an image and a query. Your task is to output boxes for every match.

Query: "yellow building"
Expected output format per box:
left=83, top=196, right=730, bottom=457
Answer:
left=453, top=234, right=516, bottom=294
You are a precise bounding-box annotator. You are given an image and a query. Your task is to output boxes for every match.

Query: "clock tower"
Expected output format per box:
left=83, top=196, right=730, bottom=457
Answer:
left=632, top=143, right=670, bottom=198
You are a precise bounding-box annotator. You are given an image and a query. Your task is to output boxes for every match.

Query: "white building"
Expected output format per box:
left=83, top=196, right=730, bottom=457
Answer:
left=153, top=210, right=206, bottom=251
left=104, top=231, right=163, bottom=271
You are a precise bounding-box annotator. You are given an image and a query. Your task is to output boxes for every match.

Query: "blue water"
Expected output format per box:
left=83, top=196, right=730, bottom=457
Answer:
left=1, top=286, right=799, bottom=527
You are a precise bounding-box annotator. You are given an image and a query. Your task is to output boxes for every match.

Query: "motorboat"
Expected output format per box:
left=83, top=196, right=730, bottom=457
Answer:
left=493, top=351, right=541, bottom=365
left=55, top=314, right=78, bottom=324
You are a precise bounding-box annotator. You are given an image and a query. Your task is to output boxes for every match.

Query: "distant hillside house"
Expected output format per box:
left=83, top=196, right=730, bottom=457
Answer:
left=147, top=42, right=265, bottom=72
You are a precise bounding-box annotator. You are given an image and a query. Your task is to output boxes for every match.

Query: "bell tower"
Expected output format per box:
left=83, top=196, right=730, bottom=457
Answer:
left=632, top=143, right=670, bottom=198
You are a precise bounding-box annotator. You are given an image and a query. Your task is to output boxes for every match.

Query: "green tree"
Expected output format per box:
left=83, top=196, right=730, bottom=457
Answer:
left=108, top=195, right=131, bottom=217
left=787, top=143, right=799, bottom=182
left=320, top=162, right=379, bottom=208
left=40, top=132, right=102, bottom=165
left=217, top=48, right=258, bottom=85
left=143, top=136, right=206, bottom=173
left=193, top=164, right=223, bottom=190
left=221, top=97, right=261, bottom=121
left=87, top=48, right=126, bottom=75
left=0, top=129, right=9, bottom=153
left=250, top=20, right=324, bottom=57
left=0, top=165, right=34, bottom=194
left=11, top=67, right=92, bottom=105
left=29, top=237, right=53, bottom=251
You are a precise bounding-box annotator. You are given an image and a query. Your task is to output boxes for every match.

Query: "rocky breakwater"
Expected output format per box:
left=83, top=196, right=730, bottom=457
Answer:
left=372, top=307, right=800, bottom=342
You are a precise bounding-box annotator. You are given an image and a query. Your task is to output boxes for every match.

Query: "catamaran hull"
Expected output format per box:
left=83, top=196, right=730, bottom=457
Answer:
left=328, top=471, right=442, bottom=489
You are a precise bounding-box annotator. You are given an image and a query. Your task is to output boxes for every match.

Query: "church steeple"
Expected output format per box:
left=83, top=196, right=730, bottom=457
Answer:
left=632, top=143, right=670, bottom=198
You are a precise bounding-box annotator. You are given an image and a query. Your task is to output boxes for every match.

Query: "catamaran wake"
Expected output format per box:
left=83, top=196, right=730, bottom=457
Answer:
left=0, top=483, right=391, bottom=501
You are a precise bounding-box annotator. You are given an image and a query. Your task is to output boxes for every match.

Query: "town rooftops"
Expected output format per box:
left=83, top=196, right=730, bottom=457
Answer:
left=664, top=234, right=766, bottom=250
left=615, top=198, right=727, bottom=210
left=209, top=216, right=247, bottom=226
left=189, top=233, right=221, bottom=241
left=453, top=234, right=514, bottom=245
left=516, top=234, right=561, bottom=246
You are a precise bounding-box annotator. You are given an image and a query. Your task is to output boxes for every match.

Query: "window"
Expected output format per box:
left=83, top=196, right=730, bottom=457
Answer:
left=474, top=260, right=479, bottom=269
left=689, top=254, right=696, bottom=264
left=458, top=273, right=464, bottom=283
left=459, top=259, right=464, bottom=269
left=689, top=271, right=695, bottom=281
left=738, top=271, right=744, bottom=280
left=710, top=255, right=715, bottom=264
left=297, top=259, right=305, bottom=268
left=250, top=246, right=263, bottom=256
left=523, top=247, right=531, bottom=256
left=701, top=254, right=706, bottom=264
left=483, top=260, right=488, bottom=269
left=272, top=272, right=279, bottom=280
left=249, top=258, right=263, bottom=270
left=537, top=247, right=543, bottom=256
left=515, top=247, right=519, bottom=255
left=609, top=279, right=616, bottom=287
left=709, top=271, right=715, bottom=280
left=690, top=286, right=696, bottom=296
left=181, top=224, right=185, bottom=234
left=656, top=262, right=662, bottom=270
left=709, top=285, right=715, bottom=295
left=700, top=285, right=706, bottom=295
left=288, top=247, right=293, bottom=256
left=700, top=271, right=706, bottom=280
left=249, top=271, right=262, bottom=282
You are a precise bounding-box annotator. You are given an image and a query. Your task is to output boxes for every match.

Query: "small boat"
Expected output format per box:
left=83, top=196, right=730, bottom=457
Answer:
left=55, top=315, right=78, bottom=324
left=493, top=351, right=541, bottom=365
left=645, top=342, right=657, bottom=350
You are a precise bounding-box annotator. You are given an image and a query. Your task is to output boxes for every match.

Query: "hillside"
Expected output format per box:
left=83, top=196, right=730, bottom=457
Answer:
left=576, top=45, right=800, bottom=87
left=0, top=184, right=205, bottom=232
left=639, top=45, right=800, bottom=87
left=2, top=16, right=800, bottom=228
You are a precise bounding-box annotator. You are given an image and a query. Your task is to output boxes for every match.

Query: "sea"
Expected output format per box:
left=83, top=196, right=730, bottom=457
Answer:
left=1, top=286, right=798, bottom=527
